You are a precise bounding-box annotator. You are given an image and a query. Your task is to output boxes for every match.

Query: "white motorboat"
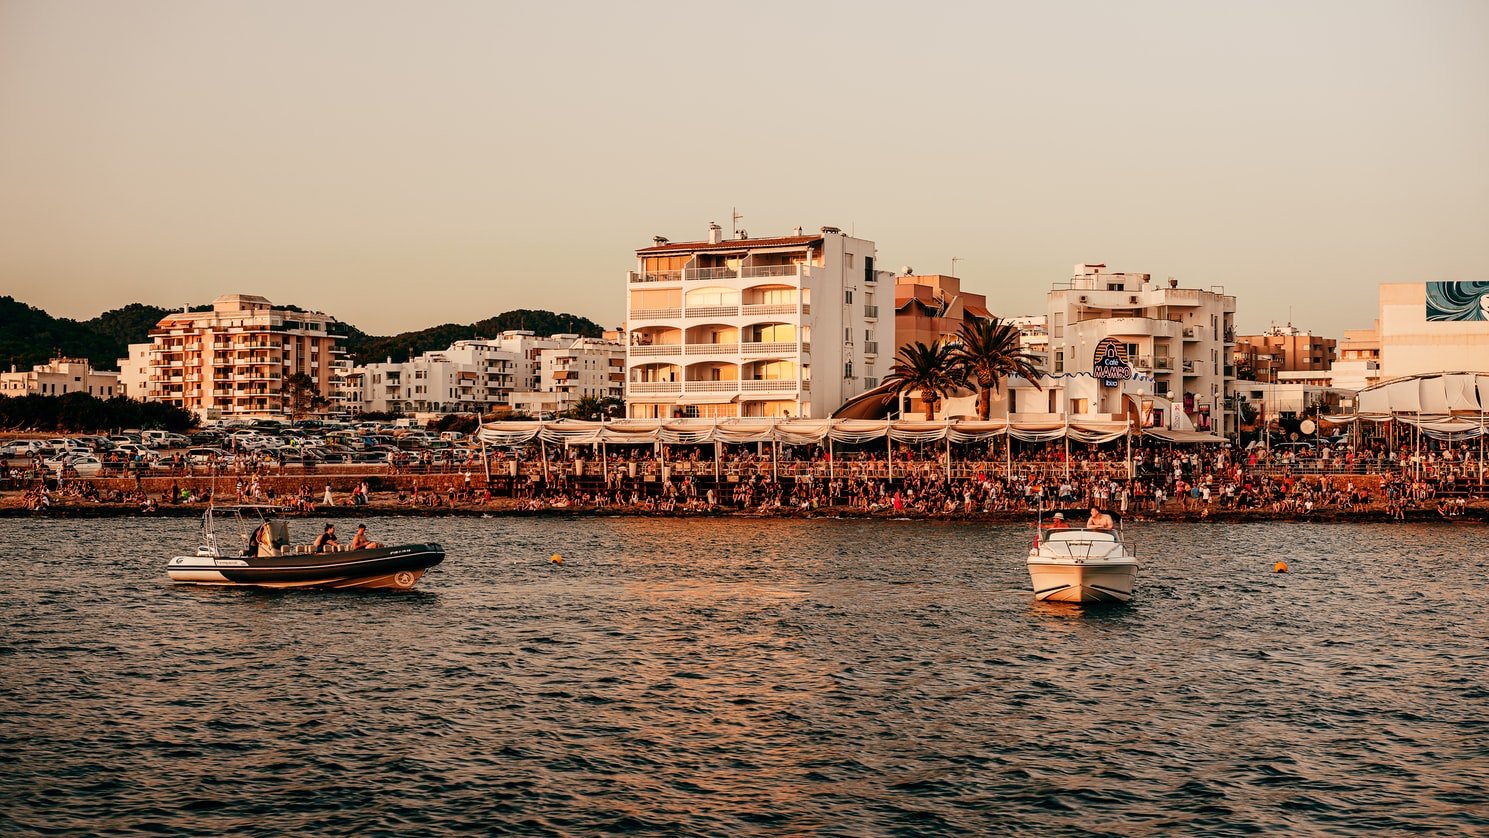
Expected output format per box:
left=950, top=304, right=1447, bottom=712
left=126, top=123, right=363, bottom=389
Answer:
left=1027, top=516, right=1138, bottom=603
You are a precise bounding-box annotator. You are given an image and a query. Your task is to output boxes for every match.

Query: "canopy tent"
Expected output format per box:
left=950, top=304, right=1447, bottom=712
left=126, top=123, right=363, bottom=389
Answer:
left=473, top=417, right=1157, bottom=447
left=1323, top=372, right=1489, bottom=440
left=1142, top=428, right=1229, bottom=444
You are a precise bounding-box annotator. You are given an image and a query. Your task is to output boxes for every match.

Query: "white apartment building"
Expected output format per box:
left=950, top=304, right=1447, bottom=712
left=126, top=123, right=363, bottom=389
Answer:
left=1, top=357, right=120, bottom=398
left=1047, top=264, right=1237, bottom=433
left=357, top=340, right=520, bottom=415
left=625, top=223, right=892, bottom=419
left=119, top=294, right=342, bottom=419
left=350, top=332, right=625, bottom=416
left=539, top=337, right=625, bottom=410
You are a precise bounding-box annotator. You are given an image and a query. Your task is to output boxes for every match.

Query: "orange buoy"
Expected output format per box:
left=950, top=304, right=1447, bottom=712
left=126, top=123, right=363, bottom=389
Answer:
left=1273, top=561, right=1288, bottom=573
left=550, top=553, right=564, bottom=566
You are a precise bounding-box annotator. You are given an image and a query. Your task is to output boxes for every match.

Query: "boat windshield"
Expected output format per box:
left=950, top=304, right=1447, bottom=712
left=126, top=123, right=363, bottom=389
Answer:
left=1046, top=529, right=1117, bottom=542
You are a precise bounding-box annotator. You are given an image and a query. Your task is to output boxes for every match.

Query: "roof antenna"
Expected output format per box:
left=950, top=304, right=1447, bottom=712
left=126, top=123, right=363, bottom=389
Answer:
left=731, top=207, right=743, bottom=237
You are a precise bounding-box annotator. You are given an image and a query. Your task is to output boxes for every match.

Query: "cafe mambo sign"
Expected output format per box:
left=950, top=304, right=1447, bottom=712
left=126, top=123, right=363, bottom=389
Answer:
left=1093, top=338, right=1132, bottom=388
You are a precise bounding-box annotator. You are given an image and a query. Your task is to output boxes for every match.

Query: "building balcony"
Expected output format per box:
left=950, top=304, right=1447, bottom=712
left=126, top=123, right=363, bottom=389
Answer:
left=1182, top=326, right=1200, bottom=340
left=685, top=380, right=741, bottom=392
left=686, top=304, right=740, bottom=318
left=631, top=307, right=683, bottom=320
left=684, top=342, right=739, bottom=355
left=741, top=303, right=808, bottom=317
left=1073, top=316, right=1181, bottom=339
left=741, top=341, right=800, bottom=356
left=629, top=381, right=682, bottom=395
left=864, top=341, right=879, bottom=355
left=864, top=305, right=879, bottom=318
left=741, top=379, right=800, bottom=393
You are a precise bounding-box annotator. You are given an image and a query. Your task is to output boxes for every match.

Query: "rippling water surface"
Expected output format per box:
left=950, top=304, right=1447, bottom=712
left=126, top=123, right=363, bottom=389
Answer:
left=3, top=515, right=1487, bottom=836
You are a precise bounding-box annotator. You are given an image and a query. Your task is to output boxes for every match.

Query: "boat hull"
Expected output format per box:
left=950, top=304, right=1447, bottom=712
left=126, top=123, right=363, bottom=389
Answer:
left=1027, top=558, right=1137, bottom=603
left=168, top=543, right=444, bottom=590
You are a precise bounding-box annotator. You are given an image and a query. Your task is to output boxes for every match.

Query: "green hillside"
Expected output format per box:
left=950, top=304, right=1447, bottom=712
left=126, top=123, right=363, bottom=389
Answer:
left=0, top=296, right=606, bottom=371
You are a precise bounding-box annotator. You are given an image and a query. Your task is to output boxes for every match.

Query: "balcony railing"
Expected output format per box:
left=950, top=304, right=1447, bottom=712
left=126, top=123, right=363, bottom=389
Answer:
left=684, top=380, right=740, bottom=392
left=741, top=303, right=801, bottom=316
left=684, top=342, right=739, bottom=355
left=741, top=341, right=799, bottom=355
left=741, top=380, right=798, bottom=392
left=864, top=341, right=879, bottom=355
left=631, top=307, right=682, bottom=320
left=864, top=305, right=879, bottom=318
left=630, top=344, right=681, bottom=356
left=630, top=270, right=682, bottom=283
left=684, top=304, right=739, bottom=318
left=629, top=382, right=682, bottom=395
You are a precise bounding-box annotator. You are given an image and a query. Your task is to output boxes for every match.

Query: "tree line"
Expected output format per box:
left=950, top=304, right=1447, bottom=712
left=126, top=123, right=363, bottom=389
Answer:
left=0, top=393, right=197, bottom=433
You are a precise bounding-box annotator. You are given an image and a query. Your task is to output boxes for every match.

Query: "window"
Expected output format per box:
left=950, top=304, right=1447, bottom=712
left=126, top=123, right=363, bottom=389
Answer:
left=845, top=253, right=855, bottom=269
left=844, top=289, right=854, bottom=304
left=844, top=361, right=854, bottom=378
left=1054, top=350, right=1064, bottom=374
left=1053, top=313, right=1064, bottom=338
left=844, top=328, right=853, bottom=344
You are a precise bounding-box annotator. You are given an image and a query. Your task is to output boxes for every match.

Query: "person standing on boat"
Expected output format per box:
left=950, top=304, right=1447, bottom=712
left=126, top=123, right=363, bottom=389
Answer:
left=1086, top=507, right=1114, bottom=531
left=312, top=523, right=338, bottom=553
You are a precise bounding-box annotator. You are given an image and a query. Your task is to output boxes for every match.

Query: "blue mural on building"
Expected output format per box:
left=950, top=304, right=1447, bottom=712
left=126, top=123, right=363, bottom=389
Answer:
left=1425, top=281, right=1489, bottom=322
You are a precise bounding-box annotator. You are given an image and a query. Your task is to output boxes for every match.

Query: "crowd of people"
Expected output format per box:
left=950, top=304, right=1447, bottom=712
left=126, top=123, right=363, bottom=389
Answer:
left=4, top=435, right=1485, bottom=520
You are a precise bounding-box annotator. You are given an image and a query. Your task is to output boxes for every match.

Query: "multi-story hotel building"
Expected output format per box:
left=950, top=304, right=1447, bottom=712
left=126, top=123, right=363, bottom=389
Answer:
left=1, top=357, right=120, bottom=398
left=1047, top=264, right=1236, bottom=433
left=625, top=223, right=891, bottom=419
left=1329, top=324, right=1382, bottom=392
left=120, top=294, right=342, bottom=419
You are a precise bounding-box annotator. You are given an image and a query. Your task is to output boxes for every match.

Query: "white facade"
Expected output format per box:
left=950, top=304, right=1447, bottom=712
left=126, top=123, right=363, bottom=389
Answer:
left=1377, top=282, right=1489, bottom=380
left=625, top=223, right=892, bottom=419
left=347, top=332, right=624, bottom=416
left=538, top=337, right=625, bottom=411
left=1048, top=264, right=1236, bottom=433
left=118, top=344, right=152, bottom=399
left=1, top=358, right=120, bottom=398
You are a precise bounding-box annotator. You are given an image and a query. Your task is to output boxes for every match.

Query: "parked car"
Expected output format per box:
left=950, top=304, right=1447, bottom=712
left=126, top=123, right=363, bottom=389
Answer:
left=185, top=447, right=229, bottom=465
left=46, top=454, right=104, bottom=478
left=1, top=440, right=47, bottom=457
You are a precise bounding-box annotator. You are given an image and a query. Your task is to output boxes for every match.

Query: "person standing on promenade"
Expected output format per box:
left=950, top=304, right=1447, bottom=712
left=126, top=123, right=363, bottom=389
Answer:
left=322, top=484, right=334, bottom=506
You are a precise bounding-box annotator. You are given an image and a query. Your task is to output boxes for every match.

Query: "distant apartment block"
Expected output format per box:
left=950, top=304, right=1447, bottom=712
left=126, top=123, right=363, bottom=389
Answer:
left=625, top=223, right=892, bottom=419
left=1047, top=264, right=1236, bottom=433
left=348, top=332, right=624, bottom=416
left=1, top=357, right=120, bottom=398
left=119, top=294, right=342, bottom=419
left=1233, top=326, right=1336, bottom=383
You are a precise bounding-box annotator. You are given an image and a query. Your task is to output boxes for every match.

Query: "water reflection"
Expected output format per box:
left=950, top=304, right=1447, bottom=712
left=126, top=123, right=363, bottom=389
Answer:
left=1, top=517, right=1486, bottom=835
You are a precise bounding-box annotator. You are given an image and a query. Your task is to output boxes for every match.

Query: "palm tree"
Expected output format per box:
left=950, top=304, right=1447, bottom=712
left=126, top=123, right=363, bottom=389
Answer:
left=949, top=318, right=1044, bottom=420
left=883, top=340, right=963, bottom=420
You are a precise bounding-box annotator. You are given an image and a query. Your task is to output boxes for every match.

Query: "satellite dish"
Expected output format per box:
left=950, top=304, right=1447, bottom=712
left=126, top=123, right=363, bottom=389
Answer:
left=1300, top=419, right=1317, bottom=435
left=901, top=266, right=914, bottom=276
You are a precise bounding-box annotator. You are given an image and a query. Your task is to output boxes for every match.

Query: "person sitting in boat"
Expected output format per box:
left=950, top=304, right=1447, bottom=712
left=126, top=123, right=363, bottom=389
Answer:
left=253, top=522, right=277, bottom=557
left=1086, top=507, right=1115, bottom=531
left=312, top=523, right=339, bottom=553
left=348, top=524, right=382, bottom=551
left=1048, top=512, right=1070, bottom=530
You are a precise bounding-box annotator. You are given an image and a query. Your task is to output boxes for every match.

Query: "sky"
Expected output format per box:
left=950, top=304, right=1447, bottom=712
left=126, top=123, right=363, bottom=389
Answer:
left=1, top=0, right=1485, bottom=338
